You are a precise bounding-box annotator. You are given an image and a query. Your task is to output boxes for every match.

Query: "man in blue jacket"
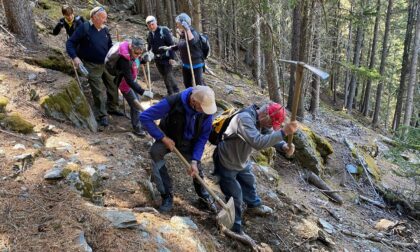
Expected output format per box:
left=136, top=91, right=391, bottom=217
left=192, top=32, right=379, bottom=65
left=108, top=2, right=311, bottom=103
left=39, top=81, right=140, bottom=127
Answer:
left=66, top=7, right=119, bottom=127
left=140, top=86, right=217, bottom=213
left=146, top=16, right=179, bottom=95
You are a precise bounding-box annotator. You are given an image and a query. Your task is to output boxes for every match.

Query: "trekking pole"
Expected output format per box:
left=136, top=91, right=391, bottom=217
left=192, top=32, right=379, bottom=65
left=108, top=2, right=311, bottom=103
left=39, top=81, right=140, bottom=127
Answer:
left=184, top=29, right=196, bottom=86
left=115, top=27, right=127, bottom=117
left=146, top=61, right=152, bottom=105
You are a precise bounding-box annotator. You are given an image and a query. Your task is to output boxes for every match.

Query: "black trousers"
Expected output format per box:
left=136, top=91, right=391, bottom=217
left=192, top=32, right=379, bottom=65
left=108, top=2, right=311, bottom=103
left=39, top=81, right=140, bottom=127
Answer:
left=182, top=67, right=204, bottom=88
left=156, top=62, right=179, bottom=95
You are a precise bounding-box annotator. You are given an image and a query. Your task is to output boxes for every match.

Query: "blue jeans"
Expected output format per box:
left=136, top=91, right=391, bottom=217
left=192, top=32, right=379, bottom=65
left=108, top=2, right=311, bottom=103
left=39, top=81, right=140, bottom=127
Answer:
left=213, top=149, right=261, bottom=226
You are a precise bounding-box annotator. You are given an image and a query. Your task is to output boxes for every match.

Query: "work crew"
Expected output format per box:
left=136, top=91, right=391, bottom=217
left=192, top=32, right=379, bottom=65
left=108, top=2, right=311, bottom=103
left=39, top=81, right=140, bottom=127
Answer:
left=105, top=38, right=154, bottom=136
left=66, top=7, right=120, bottom=127
left=146, top=16, right=179, bottom=95
left=213, top=102, right=298, bottom=235
left=52, top=5, right=84, bottom=37
left=140, top=86, right=218, bottom=213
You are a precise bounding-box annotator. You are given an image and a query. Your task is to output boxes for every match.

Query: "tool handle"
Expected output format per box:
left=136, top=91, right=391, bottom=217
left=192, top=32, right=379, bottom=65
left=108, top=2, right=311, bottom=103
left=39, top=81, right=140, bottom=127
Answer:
left=184, top=30, right=196, bottom=87
left=288, top=63, right=303, bottom=146
left=146, top=62, right=152, bottom=92
left=172, top=147, right=228, bottom=209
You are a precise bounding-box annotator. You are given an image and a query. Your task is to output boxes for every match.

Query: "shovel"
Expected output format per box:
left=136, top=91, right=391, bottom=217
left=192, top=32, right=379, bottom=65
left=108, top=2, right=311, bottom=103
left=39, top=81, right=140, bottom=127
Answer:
left=172, top=147, right=235, bottom=229
left=184, top=27, right=196, bottom=87
left=132, top=101, right=235, bottom=229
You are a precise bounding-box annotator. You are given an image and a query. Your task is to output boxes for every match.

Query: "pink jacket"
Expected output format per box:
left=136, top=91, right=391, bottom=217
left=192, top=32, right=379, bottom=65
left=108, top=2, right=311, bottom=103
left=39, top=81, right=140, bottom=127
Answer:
left=118, top=41, right=140, bottom=94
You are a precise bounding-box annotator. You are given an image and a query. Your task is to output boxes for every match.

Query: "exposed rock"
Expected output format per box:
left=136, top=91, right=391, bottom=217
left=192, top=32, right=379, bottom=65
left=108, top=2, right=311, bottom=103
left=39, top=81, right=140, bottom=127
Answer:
left=253, top=147, right=276, bottom=167
left=13, top=144, right=26, bottom=150
left=13, top=153, right=33, bottom=161
left=170, top=216, right=198, bottom=230
left=24, top=48, right=73, bottom=75
left=292, top=124, right=333, bottom=174
left=44, top=167, right=64, bottom=180
left=40, top=80, right=97, bottom=132
left=45, top=137, right=73, bottom=152
left=318, top=218, right=335, bottom=234
left=0, top=112, right=34, bottom=134
left=99, top=208, right=138, bottom=229
left=63, top=164, right=101, bottom=199
left=374, top=219, right=396, bottom=231
left=0, top=148, right=5, bottom=158
left=75, top=231, right=93, bottom=252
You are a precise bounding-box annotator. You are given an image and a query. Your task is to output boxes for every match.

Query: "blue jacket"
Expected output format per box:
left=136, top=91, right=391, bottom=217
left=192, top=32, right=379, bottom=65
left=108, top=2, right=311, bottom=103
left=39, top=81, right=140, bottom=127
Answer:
left=140, top=88, right=213, bottom=161
left=66, top=22, right=112, bottom=64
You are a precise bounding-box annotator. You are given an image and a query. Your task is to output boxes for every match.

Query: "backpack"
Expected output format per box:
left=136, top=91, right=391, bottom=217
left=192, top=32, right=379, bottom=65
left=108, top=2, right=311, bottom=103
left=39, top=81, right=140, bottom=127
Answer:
left=104, top=42, right=121, bottom=76
left=199, top=33, right=210, bottom=59
left=208, top=107, right=242, bottom=145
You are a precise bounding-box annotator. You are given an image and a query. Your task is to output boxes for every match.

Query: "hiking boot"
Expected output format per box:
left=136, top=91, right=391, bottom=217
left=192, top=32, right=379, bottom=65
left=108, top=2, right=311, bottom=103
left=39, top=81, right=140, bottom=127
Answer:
left=200, top=197, right=217, bottom=213
left=246, top=204, right=273, bottom=216
left=133, top=127, right=146, bottom=137
left=108, top=109, right=125, bottom=116
left=231, top=223, right=244, bottom=235
left=98, top=116, right=109, bottom=127
left=159, top=194, right=173, bottom=212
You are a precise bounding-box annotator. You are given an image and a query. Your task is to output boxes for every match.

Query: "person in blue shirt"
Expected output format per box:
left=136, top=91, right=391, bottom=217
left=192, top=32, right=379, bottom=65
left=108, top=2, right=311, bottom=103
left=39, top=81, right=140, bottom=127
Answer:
left=140, top=86, right=217, bottom=213
left=52, top=5, right=84, bottom=37
left=66, top=7, right=119, bottom=127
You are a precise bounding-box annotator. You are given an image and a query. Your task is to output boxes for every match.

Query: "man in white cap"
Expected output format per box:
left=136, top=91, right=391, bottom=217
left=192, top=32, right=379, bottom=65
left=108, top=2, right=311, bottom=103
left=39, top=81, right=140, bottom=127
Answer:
left=145, top=16, right=179, bottom=95
left=140, top=86, right=218, bottom=213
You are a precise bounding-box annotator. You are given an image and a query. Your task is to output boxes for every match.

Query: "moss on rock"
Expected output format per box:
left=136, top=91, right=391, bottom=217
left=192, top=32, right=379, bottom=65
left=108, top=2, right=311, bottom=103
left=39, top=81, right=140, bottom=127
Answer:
left=0, top=112, right=34, bottom=134
left=40, top=80, right=97, bottom=132
left=0, top=96, right=9, bottom=113
left=254, top=147, right=276, bottom=166
left=25, top=50, right=74, bottom=75
left=293, top=124, right=334, bottom=174
left=63, top=163, right=101, bottom=199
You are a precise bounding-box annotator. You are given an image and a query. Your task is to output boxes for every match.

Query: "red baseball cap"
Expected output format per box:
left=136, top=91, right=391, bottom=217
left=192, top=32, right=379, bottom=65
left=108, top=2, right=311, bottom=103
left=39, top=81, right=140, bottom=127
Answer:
left=267, top=103, right=286, bottom=131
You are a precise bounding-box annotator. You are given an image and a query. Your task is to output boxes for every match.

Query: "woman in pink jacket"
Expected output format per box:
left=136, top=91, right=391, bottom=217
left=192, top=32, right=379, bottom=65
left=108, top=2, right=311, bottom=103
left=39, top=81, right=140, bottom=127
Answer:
left=105, top=38, right=154, bottom=136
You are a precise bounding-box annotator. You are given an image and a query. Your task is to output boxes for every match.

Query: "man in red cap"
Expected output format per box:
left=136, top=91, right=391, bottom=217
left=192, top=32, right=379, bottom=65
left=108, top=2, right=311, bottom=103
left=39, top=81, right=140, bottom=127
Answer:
left=212, top=102, right=298, bottom=235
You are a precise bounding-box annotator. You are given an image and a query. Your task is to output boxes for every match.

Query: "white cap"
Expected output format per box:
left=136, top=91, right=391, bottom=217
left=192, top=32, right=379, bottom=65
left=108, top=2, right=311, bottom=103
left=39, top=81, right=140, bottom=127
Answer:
left=191, top=86, right=217, bottom=115
left=146, top=15, right=156, bottom=24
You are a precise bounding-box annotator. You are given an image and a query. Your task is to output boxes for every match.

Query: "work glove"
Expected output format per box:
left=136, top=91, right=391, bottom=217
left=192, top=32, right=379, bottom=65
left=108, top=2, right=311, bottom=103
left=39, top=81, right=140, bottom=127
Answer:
left=283, top=143, right=295, bottom=157
left=142, top=51, right=154, bottom=62
left=181, top=21, right=190, bottom=30
left=143, top=90, right=154, bottom=99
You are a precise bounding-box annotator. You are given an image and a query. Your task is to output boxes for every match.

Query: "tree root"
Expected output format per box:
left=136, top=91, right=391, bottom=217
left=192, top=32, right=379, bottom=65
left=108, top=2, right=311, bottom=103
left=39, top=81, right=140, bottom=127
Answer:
left=341, top=229, right=418, bottom=248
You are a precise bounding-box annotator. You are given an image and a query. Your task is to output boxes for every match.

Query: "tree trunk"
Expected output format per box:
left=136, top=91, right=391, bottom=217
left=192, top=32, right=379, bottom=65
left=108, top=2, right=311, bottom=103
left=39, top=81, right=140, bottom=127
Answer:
left=233, top=0, right=238, bottom=70
left=330, top=0, right=340, bottom=105
left=192, top=0, right=202, bottom=32
left=216, top=12, right=223, bottom=58
left=392, top=0, right=416, bottom=131
left=263, top=22, right=281, bottom=103
left=165, top=0, right=175, bottom=32
left=309, top=26, right=320, bottom=119
left=373, top=0, right=393, bottom=127
left=403, top=5, right=420, bottom=128
left=297, top=0, right=309, bottom=120
left=343, top=3, right=354, bottom=110
left=287, top=3, right=302, bottom=110
left=346, top=24, right=363, bottom=114
left=362, top=0, right=381, bottom=117
left=2, top=0, right=38, bottom=44
left=254, top=14, right=262, bottom=89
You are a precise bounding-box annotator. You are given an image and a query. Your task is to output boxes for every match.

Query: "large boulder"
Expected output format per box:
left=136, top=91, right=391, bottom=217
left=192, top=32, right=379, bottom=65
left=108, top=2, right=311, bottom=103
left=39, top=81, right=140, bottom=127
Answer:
left=40, top=80, right=97, bottom=132
left=24, top=48, right=74, bottom=75
left=292, top=124, right=334, bottom=174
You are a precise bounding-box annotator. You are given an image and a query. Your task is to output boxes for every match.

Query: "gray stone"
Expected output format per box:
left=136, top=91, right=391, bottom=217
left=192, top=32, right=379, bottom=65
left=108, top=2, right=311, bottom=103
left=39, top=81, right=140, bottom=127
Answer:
left=170, top=216, right=198, bottom=230
left=75, top=231, right=92, bottom=252
left=140, top=231, right=149, bottom=238
left=345, top=164, right=358, bottom=174
left=97, top=164, right=107, bottom=172
left=13, top=153, right=32, bottom=161
left=318, top=218, right=335, bottom=234
left=28, top=73, right=37, bottom=81
left=155, top=234, right=166, bottom=244
left=224, top=85, right=235, bottom=94
left=13, top=143, right=26, bottom=150
left=0, top=148, right=5, bottom=158
left=44, top=167, right=64, bottom=180
left=100, top=209, right=137, bottom=229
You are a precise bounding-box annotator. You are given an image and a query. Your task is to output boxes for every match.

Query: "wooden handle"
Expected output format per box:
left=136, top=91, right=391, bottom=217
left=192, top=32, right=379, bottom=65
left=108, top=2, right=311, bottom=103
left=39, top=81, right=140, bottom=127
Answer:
left=184, top=30, right=196, bottom=87
left=172, top=147, right=228, bottom=209
left=288, top=63, right=303, bottom=146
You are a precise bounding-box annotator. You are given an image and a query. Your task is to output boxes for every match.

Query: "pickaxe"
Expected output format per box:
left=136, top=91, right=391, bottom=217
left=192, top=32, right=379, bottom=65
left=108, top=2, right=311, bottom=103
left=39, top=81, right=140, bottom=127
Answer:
left=278, top=59, right=330, bottom=148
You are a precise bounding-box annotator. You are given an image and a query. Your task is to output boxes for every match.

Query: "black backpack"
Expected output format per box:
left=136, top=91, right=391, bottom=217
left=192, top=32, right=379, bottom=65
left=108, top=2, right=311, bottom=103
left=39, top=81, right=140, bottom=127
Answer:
left=199, top=33, right=210, bottom=59
left=209, top=108, right=242, bottom=145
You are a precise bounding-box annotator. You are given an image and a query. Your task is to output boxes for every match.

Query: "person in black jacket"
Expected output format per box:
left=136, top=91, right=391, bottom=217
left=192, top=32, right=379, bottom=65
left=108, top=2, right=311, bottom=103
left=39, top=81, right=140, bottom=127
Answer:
left=52, top=5, right=84, bottom=37
left=66, top=6, right=118, bottom=127
left=146, top=16, right=179, bottom=95
left=170, top=13, right=205, bottom=88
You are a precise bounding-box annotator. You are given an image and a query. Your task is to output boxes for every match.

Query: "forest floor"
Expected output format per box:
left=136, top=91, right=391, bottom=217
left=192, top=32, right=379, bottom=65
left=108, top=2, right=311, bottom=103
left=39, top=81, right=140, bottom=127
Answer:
left=0, top=1, right=419, bottom=252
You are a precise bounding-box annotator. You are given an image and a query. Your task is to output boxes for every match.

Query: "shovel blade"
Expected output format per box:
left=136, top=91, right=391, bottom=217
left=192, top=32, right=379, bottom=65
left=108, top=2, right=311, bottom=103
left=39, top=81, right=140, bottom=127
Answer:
left=216, top=197, right=235, bottom=229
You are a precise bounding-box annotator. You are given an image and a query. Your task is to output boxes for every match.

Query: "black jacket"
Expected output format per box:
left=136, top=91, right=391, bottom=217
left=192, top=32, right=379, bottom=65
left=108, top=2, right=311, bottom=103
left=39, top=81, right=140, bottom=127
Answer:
left=114, top=56, right=145, bottom=95
left=52, top=16, right=84, bottom=37
left=173, top=28, right=204, bottom=65
left=147, top=26, right=175, bottom=64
